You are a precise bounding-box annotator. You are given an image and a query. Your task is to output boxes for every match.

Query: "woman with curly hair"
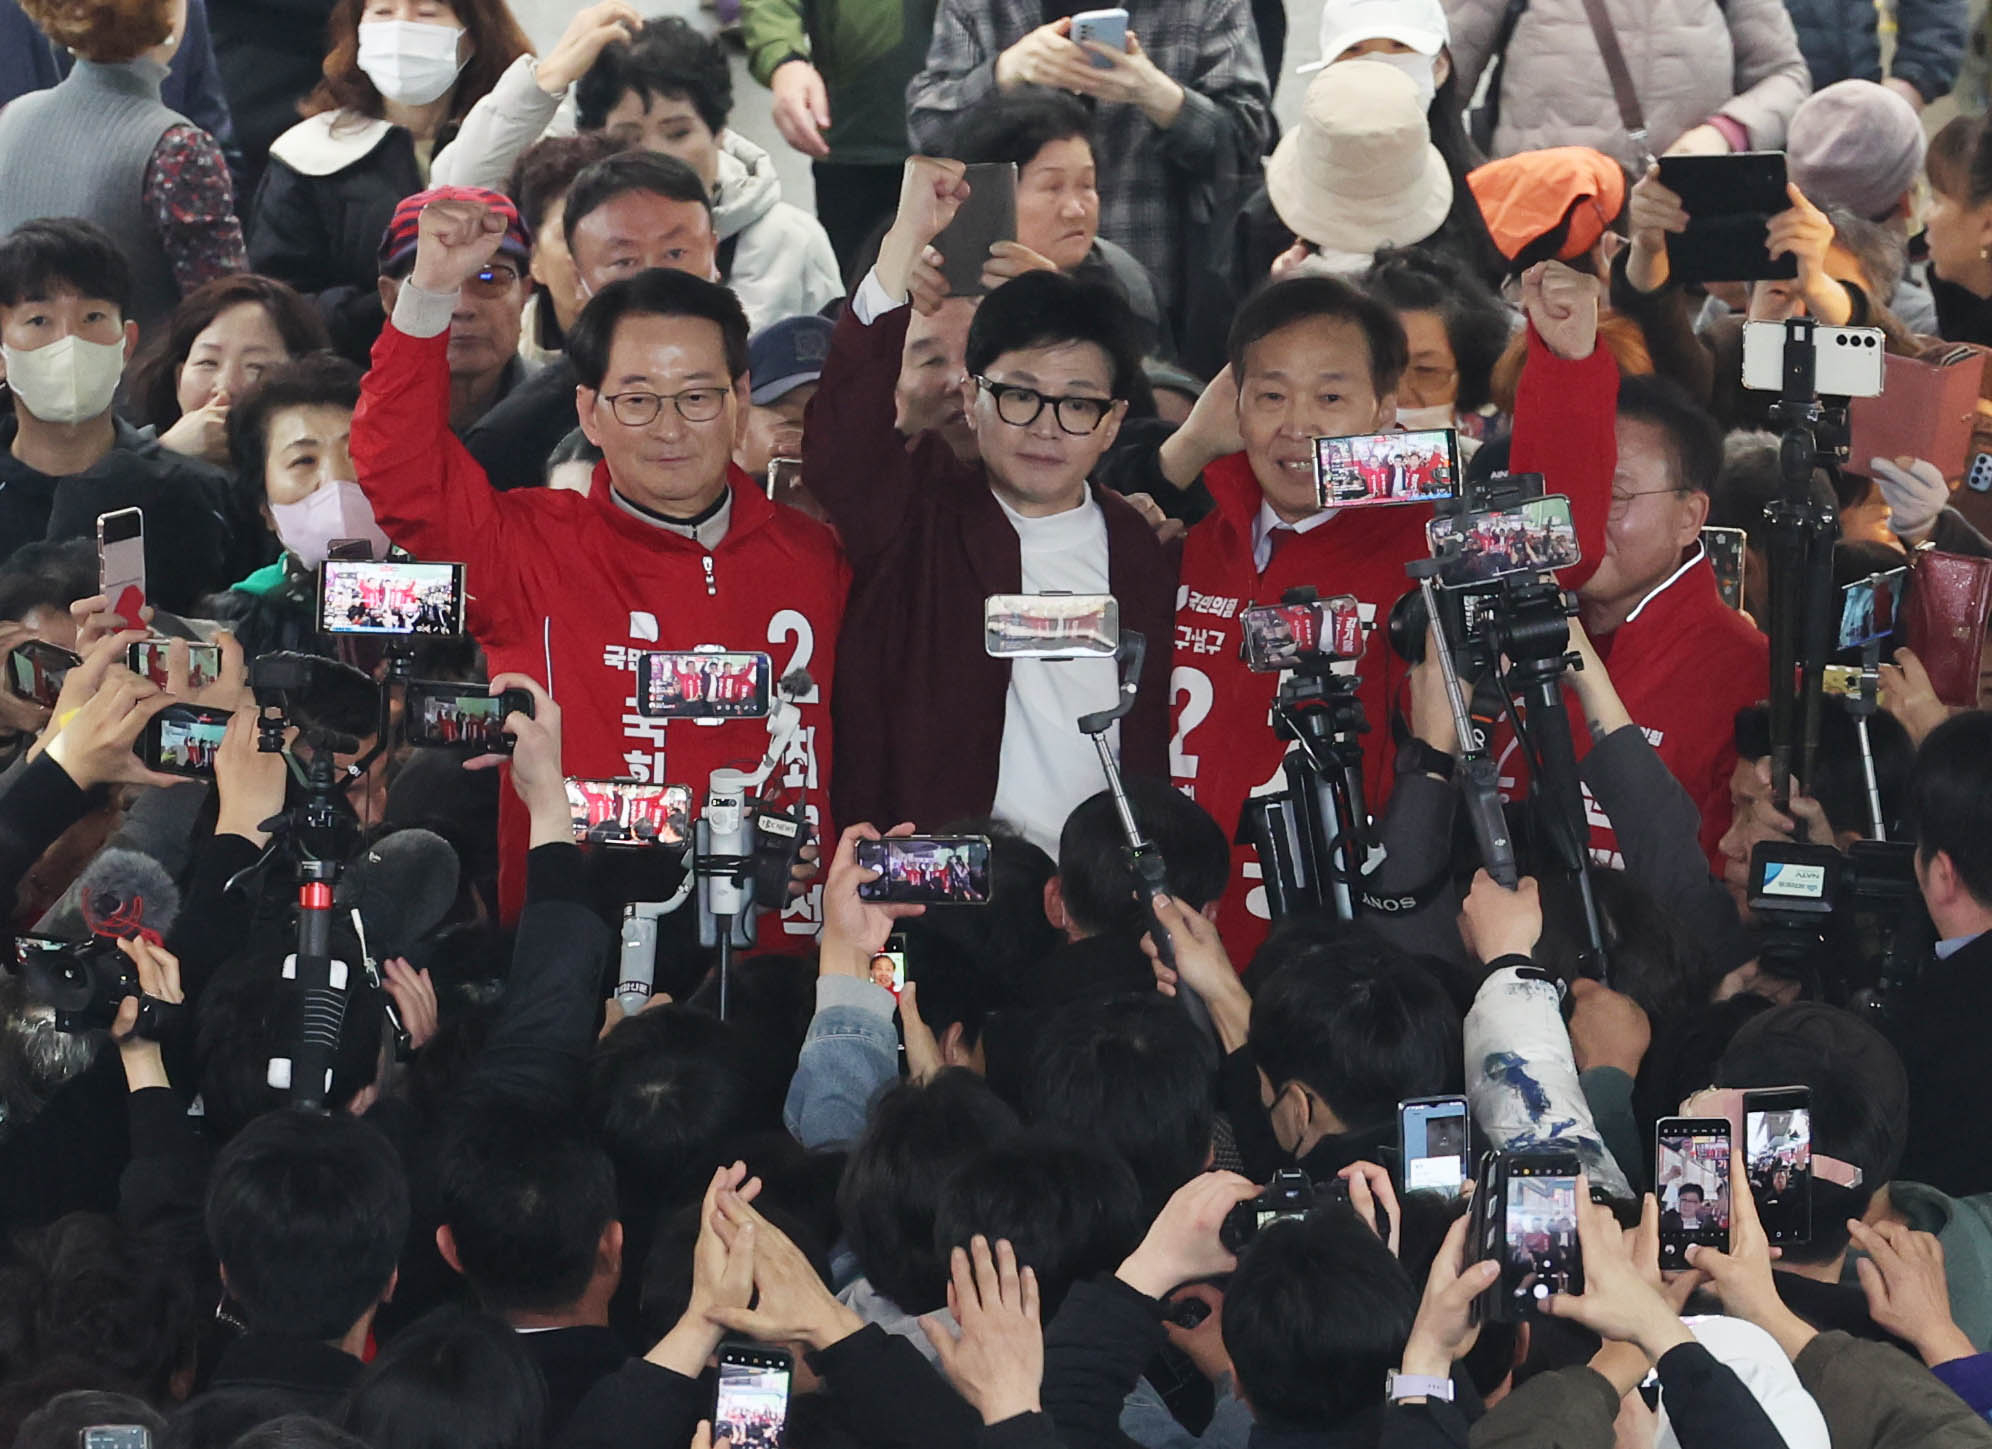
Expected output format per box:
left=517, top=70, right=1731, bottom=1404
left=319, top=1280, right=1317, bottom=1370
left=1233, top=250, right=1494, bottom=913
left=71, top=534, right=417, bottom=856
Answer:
left=0, top=0, right=248, bottom=338
left=246, top=0, right=530, bottom=364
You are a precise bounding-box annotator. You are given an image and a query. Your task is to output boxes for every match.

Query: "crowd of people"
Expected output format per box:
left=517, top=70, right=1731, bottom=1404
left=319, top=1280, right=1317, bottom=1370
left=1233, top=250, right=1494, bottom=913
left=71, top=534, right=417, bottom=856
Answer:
left=12, top=0, right=1992, bottom=1446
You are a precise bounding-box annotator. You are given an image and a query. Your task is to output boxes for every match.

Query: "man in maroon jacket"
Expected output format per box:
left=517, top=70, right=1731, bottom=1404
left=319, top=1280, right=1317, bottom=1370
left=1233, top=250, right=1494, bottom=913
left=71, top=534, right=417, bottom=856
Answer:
left=805, top=158, right=1176, bottom=852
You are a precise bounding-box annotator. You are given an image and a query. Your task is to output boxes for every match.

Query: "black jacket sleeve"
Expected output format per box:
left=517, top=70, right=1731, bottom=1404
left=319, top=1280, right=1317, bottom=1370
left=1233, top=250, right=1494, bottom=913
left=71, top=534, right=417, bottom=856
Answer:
left=1362, top=767, right=1471, bottom=968
left=981, top=1413, right=1068, bottom=1449
left=1091, top=419, right=1215, bottom=525
left=807, top=1324, right=982, bottom=1449
left=1042, top=1276, right=1163, bottom=1449
left=1608, top=253, right=1716, bottom=407
left=1655, top=1341, right=1789, bottom=1449
left=557, top=1358, right=706, bottom=1449
left=117, top=1083, right=215, bottom=1276
left=0, top=753, right=91, bottom=911
left=166, top=830, right=270, bottom=1007
left=461, top=843, right=612, bottom=1110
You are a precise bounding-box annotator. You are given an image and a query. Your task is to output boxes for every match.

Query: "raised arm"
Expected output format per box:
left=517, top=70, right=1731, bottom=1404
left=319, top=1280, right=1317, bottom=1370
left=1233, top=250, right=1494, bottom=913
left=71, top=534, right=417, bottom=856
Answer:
left=1509, top=261, right=1616, bottom=593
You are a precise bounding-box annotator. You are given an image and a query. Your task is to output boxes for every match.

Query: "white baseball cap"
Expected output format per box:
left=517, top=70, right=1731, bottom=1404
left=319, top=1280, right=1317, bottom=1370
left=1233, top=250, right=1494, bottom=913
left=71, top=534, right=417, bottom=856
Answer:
left=1299, top=0, right=1450, bottom=73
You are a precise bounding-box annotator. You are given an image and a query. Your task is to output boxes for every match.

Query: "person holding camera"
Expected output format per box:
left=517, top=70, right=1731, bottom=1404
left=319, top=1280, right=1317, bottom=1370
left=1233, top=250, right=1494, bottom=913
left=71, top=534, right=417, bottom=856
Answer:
left=348, top=193, right=848, bottom=934
left=1164, top=261, right=1615, bottom=966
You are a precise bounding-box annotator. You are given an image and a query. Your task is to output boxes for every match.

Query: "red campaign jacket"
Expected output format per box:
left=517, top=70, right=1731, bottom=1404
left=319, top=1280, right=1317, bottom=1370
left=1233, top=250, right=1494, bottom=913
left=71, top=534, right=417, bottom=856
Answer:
left=1170, top=327, right=1617, bottom=968
left=352, top=322, right=850, bottom=943
left=1496, top=552, right=1768, bottom=870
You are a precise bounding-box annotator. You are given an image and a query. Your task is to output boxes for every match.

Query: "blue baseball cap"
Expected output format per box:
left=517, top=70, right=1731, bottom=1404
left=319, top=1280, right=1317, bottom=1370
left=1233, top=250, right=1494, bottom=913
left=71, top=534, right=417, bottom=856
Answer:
left=747, top=314, right=834, bottom=406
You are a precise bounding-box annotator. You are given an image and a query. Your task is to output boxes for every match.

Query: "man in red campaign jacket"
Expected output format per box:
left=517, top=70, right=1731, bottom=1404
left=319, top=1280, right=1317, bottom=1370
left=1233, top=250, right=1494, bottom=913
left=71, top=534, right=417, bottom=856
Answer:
left=351, top=197, right=848, bottom=941
left=1494, top=374, right=1769, bottom=870
left=1169, top=265, right=1616, bottom=968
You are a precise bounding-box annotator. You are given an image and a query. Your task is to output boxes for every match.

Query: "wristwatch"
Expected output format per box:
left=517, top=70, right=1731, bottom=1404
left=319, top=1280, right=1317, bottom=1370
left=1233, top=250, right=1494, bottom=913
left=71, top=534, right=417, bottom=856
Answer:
left=1385, top=1371, right=1454, bottom=1404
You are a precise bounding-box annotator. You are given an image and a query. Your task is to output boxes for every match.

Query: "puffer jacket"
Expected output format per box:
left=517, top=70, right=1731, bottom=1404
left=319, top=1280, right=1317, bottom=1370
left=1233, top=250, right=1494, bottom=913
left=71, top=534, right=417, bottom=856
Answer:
left=1446, top=0, right=1811, bottom=170
left=710, top=130, right=844, bottom=330
left=1784, top=0, right=1967, bottom=102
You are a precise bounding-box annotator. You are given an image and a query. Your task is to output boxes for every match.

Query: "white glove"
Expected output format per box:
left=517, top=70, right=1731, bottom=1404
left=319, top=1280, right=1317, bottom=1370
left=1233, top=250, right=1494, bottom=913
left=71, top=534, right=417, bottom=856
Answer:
left=1868, top=456, right=1947, bottom=543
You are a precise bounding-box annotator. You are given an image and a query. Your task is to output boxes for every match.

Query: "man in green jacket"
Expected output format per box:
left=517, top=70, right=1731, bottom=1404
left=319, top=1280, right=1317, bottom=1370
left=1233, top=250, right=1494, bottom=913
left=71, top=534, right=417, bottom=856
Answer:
left=741, top=0, right=938, bottom=275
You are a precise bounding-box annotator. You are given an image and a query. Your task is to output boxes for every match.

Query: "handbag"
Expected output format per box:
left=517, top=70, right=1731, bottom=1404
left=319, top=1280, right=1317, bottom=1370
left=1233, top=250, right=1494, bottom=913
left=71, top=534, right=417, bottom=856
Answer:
left=1903, top=546, right=1992, bottom=708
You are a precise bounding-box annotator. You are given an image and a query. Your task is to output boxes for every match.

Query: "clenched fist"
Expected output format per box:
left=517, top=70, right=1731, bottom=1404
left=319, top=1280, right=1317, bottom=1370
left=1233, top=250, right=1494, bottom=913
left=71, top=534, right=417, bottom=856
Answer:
left=409, top=199, right=510, bottom=295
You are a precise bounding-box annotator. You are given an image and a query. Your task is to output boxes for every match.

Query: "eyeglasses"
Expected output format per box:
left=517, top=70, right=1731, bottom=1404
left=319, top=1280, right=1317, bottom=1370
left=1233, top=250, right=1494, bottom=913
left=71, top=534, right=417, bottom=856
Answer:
left=974, top=375, right=1114, bottom=435
left=1608, top=486, right=1686, bottom=516
left=463, top=263, right=523, bottom=297
left=600, top=387, right=730, bottom=427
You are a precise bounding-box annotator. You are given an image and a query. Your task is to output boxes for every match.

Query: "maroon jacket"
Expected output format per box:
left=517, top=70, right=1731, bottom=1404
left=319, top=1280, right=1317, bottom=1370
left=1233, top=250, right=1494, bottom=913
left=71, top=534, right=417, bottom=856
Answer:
left=805, top=302, right=1177, bottom=832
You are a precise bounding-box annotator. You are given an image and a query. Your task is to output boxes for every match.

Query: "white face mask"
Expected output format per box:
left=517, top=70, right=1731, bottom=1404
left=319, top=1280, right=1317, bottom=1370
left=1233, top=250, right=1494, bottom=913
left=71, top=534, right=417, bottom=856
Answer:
left=270, top=480, right=390, bottom=570
left=1396, top=403, right=1456, bottom=431
left=356, top=19, right=466, bottom=106
left=1341, top=49, right=1438, bottom=111
left=1, top=334, right=126, bottom=426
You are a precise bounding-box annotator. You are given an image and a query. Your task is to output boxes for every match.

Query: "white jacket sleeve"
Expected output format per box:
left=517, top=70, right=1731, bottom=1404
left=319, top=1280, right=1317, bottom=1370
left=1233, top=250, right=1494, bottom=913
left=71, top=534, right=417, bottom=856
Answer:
left=429, top=53, right=570, bottom=192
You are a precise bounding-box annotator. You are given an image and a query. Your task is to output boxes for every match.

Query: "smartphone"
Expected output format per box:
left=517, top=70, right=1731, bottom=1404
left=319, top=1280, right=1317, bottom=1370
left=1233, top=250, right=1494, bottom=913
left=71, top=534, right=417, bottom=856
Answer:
left=80, top=1429, right=151, bottom=1449
left=1655, top=152, right=1798, bottom=285
left=1655, top=1117, right=1732, bottom=1269
left=714, top=1343, right=793, bottom=1449
left=97, top=507, right=146, bottom=627
left=317, top=559, right=465, bottom=637
left=1240, top=595, right=1363, bottom=672
left=127, top=638, right=222, bottom=691
left=870, top=933, right=907, bottom=997
left=1398, top=1095, right=1470, bottom=1196
left=1741, top=320, right=1887, bottom=398
left=1821, top=662, right=1862, bottom=697
left=1745, top=1087, right=1813, bottom=1246
left=565, top=778, right=692, bottom=848
left=1314, top=428, right=1459, bottom=510
left=1070, top=6, right=1129, bottom=66
left=933, top=162, right=1018, bottom=298
left=1493, top=1151, right=1584, bottom=1319
left=1701, top=526, right=1748, bottom=612
left=1836, top=566, right=1909, bottom=654
left=634, top=650, right=773, bottom=720
left=983, top=593, right=1120, bottom=659
left=137, top=702, right=232, bottom=779
left=1426, top=494, right=1581, bottom=585
left=5, top=639, right=81, bottom=706
left=856, top=834, right=993, bottom=904
left=403, top=680, right=533, bottom=752
left=766, top=455, right=803, bottom=503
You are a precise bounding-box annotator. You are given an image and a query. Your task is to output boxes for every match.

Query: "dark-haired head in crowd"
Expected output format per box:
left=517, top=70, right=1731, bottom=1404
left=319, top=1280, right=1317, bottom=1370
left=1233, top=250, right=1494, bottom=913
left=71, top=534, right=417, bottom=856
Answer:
left=573, top=15, right=842, bottom=330
left=338, top=1306, right=545, bottom=1449
left=508, top=130, right=623, bottom=362
left=0, top=217, right=231, bottom=610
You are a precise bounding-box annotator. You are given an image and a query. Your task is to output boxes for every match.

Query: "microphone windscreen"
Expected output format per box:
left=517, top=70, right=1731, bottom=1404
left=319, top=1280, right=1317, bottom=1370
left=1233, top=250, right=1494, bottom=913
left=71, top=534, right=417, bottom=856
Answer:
left=53, top=848, right=183, bottom=942
left=334, top=828, right=460, bottom=960
left=779, top=668, right=814, bottom=699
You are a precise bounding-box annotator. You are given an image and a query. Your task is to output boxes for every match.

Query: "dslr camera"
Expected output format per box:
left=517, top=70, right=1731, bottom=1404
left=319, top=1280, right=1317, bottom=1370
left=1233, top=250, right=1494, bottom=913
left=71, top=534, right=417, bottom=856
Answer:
left=14, top=935, right=179, bottom=1039
left=1218, top=1167, right=1391, bottom=1252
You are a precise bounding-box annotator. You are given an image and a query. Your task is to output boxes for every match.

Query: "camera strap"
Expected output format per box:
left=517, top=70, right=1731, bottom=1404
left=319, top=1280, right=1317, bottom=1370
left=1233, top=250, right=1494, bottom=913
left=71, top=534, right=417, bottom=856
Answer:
left=1575, top=0, right=1654, bottom=170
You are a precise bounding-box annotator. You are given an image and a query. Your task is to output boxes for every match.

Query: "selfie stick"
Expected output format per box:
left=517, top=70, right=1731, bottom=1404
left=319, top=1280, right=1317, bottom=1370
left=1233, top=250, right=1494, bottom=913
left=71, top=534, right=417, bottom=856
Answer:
left=1412, top=568, right=1519, bottom=888
left=1078, top=633, right=1214, bottom=1039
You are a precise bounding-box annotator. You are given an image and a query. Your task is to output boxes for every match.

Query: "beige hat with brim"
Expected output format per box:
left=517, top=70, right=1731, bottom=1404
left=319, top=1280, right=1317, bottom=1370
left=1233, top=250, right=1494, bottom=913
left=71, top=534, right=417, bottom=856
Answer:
left=1264, top=58, right=1454, bottom=257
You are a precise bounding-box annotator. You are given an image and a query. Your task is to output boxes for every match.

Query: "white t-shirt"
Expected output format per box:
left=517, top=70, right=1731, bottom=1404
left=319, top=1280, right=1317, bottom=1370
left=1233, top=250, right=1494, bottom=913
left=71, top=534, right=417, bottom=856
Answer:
left=989, top=493, right=1122, bottom=854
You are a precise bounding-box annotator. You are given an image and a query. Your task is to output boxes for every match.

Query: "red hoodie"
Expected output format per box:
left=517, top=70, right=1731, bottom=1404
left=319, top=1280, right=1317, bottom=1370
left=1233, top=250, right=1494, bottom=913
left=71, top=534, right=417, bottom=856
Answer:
left=352, top=322, right=850, bottom=942
left=1170, top=329, right=1618, bottom=967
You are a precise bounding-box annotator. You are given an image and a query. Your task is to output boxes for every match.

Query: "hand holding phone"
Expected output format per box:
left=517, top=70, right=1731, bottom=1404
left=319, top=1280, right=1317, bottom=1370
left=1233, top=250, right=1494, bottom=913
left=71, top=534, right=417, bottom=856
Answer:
left=855, top=834, right=992, bottom=904
left=932, top=162, right=1018, bottom=298
left=138, top=702, right=233, bottom=779
left=1655, top=1117, right=1732, bottom=1269
left=1538, top=1176, right=1684, bottom=1351
left=713, top=1344, right=794, bottom=1449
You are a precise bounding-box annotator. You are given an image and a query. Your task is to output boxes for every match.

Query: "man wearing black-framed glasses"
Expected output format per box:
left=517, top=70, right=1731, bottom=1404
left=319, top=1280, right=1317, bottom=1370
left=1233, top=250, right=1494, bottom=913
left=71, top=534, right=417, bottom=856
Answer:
left=377, top=186, right=535, bottom=435
left=805, top=156, right=1177, bottom=853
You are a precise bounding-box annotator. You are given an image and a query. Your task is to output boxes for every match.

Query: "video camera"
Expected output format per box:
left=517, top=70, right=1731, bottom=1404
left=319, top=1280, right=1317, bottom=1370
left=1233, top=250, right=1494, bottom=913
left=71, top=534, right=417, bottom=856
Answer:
left=14, top=935, right=180, bottom=1039
left=1746, top=837, right=1924, bottom=999
left=1218, top=1167, right=1393, bottom=1253
left=249, top=650, right=381, bottom=754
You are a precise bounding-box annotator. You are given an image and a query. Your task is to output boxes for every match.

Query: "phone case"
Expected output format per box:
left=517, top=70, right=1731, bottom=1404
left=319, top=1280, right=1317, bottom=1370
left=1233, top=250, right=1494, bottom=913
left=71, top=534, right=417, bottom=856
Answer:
left=1847, top=347, right=1989, bottom=482
left=1657, top=152, right=1798, bottom=286
left=933, top=163, right=1018, bottom=298
left=1903, top=548, right=1992, bottom=707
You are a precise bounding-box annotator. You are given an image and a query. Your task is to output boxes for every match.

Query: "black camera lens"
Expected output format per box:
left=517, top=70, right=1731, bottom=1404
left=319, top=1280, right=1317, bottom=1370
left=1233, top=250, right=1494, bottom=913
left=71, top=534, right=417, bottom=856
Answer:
left=1387, top=588, right=1429, bottom=666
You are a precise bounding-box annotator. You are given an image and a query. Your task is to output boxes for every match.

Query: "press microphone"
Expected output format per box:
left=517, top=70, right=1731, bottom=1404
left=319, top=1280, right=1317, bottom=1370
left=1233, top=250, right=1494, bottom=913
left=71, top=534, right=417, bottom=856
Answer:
left=51, top=848, right=184, bottom=944
left=333, top=828, right=460, bottom=961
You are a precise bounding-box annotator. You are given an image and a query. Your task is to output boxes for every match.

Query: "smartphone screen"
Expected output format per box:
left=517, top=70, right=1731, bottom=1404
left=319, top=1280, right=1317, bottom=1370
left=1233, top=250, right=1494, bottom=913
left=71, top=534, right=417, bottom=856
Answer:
left=1746, top=1089, right=1813, bottom=1245
left=1701, top=527, right=1748, bottom=612
left=1399, top=1096, right=1470, bottom=1195
left=1426, top=495, right=1581, bottom=585
left=1656, top=1117, right=1732, bottom=1268
left=869, top=934, right=907, bottom=997
left=141, top=704, right=232, bottom=778
left=1503, top=1158, right=1583, bottom=1313
left=565, top=778, right=691, bottom=848
left=983, top=594, right=1120, bottom=658
left=6, top=640, right=81, bottom=706
left=1837, top=568, right=1908, bottom=653
left=634, top=651, right=773, bottom=719
left=714, top=1345, right=793, bottom=1449
left=856, top=835, right=993, bottom=904
left=98, top=508, right=146, bottom=626
left=127, top=638, right=221, bottom=690
left=1313, top=428, right=1458, bottom=509
left=318, top=559, right=465, bottom=637
left=1239, top=595, right=1362, bottom=672
left=405, top=682, right=520, bottom=752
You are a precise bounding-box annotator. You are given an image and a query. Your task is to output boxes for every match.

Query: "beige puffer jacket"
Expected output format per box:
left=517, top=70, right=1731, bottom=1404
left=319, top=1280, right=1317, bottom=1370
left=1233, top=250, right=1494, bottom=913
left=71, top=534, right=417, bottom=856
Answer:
left=1446, top=0, right=1812, bottom=170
